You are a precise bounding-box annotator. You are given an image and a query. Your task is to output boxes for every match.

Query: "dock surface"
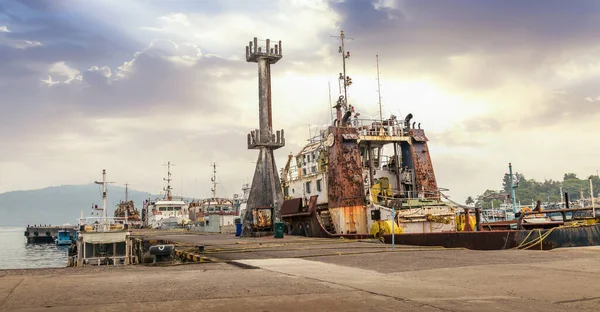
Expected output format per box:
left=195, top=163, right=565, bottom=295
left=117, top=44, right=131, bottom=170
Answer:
left=2, top=231, right=600, bottom=311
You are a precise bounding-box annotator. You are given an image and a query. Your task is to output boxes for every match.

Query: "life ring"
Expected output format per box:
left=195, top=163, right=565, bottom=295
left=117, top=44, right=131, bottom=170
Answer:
left=158, top=245, right=164, bottom=251
left=521, top=206, right=531, bottom=213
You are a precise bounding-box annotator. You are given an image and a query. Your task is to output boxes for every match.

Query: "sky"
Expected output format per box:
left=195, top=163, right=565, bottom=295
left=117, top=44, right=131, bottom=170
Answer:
left=0, top=0, right=599, bottom=203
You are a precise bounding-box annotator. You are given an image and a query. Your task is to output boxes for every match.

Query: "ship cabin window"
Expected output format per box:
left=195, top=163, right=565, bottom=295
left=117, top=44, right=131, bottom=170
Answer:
left=174, top=206, right=181, bottom=211
left=284, top=186, right=289, bottom=197
left=159, top=207, right=167, bottom=212
left=303, top=168, right=307, bottom=176
left=307, top=154, right=311, bottom=162
left=311, top=166, right=317, bottom=173
left=305, top=181, right=312, bottom=194
left=316, top=179, right=322, bottom=192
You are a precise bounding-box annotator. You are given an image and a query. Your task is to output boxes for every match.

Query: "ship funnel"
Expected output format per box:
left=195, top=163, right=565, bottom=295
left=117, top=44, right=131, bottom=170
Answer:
left=405, top=113, right=413, bottom=128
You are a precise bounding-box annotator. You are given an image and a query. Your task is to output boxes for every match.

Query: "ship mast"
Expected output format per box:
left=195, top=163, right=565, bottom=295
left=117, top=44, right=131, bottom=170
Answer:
left=376, top=55, right=383, bottom=124
left=94, top=169, right=114, bottom=226
left=124, top=182, right=129, bottom=202
left=163, top=161, right=174, bottom=201
left=210, top=162, right=218, bottom=198
left=331, top=30, right=353, bottom=127
left=340, top=30, right=349, bottom=108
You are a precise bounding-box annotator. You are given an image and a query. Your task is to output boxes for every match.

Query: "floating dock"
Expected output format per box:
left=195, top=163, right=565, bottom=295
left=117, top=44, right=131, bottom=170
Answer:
left=24, top=225, right=77, bottom=243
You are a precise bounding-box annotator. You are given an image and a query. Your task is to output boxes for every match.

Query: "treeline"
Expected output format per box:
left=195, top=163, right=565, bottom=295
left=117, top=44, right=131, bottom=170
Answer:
left=465, top=173, right=599, bottom=209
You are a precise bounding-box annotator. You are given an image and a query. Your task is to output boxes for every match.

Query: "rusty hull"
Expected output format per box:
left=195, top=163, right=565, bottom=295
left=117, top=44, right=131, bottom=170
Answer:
left=383, top=223, right=600, bottom=250
left=327, top=126, right=364, bottom=209
left=329, top=206, right=368, bottom=234
left=326, top=126, right=367, bottom=234
left=281, top=195, right=372, bottom=239
left=409, top=129, right=439, bottom=199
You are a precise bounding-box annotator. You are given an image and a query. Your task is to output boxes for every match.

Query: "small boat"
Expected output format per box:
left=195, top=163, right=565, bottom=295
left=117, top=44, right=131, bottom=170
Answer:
left=71, top=169, right=134, bottom=266
left=143, top=161, right=191, bottom=229
left=55, top=230, right=72, bottom=246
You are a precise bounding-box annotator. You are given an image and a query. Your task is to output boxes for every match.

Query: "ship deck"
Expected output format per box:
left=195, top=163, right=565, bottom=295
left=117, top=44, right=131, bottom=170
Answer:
left=2, top=230, right=599, bottom=311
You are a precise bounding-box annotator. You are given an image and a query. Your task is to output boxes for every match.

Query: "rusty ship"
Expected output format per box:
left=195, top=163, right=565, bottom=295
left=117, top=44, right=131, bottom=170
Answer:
left=280, top=31, right=460, bottom=238
left=278, top=31, right=600, bottom=250
left=113, top=183, right=142, bottom=227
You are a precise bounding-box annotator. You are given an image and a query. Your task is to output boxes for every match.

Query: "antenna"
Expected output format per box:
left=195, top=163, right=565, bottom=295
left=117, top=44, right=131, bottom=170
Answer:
left=163, top=161, right=175, bottom=200
left=210, top=162, right=218, bottom=198
left=331, top=30, right=353, bottom=107
left=376, top=54, right=383, bottom=124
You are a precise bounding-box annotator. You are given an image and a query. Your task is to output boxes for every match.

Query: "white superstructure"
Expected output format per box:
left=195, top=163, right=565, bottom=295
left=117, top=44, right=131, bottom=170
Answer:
left=144, top=161, right=191, bottom=229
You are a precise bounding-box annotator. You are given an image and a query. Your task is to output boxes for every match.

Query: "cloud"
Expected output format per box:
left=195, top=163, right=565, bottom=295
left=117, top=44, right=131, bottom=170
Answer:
left=0, top=26, right=9, bottom=32
left=1, top=0, right=599, bottom=206
left=0, top=0, right=345, bottom=198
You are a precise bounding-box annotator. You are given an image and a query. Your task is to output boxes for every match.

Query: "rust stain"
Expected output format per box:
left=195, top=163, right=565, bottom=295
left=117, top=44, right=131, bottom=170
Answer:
left=409, top=129, right=439, bottom=199
left=330, top=205, right=367, bottom=234
left=327, top=126, right=364, bottom=209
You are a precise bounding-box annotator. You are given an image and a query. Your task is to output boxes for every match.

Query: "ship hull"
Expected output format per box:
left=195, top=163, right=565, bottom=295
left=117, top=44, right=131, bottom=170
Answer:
left=383, top=223, right=600, bottom=250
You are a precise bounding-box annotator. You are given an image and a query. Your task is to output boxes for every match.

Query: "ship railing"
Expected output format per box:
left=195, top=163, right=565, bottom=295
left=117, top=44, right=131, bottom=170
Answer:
left=78, top=217, right=129, bottom=232
left=282, top=164, right=325, bottom=182
left=370, top=189, right=450, bottom=209
left=349, top=118, right=407, bottom=137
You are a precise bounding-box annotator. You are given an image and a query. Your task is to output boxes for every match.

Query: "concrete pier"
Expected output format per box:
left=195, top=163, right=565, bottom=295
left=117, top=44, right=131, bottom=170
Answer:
left=1, top=232, right=600, bottom=311
left=24, top=225, right=77, bottom=243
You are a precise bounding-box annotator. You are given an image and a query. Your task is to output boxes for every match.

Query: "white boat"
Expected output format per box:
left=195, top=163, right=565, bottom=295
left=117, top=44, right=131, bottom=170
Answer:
left=71, top=169, right=134, bottom=266
left=188, top=163, right=246, bottom=233
left=144, top=161, right=191, bottom=229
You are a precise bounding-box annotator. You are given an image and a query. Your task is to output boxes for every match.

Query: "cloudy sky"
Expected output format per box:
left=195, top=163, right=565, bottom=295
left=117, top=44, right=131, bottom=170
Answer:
left=0, top=0, right=598, bottom=203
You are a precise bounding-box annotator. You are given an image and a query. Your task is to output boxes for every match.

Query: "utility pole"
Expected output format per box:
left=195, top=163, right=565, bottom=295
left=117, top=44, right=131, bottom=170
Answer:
left=590, top=176, right=595, bottom=217
left=560, top=186, right=564, bottom=204
left=210, top=162, right=218, bottom=199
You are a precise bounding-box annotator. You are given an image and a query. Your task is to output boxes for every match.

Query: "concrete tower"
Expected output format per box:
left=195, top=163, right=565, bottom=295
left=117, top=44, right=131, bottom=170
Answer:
left=242, top=37, right=285, bottom=236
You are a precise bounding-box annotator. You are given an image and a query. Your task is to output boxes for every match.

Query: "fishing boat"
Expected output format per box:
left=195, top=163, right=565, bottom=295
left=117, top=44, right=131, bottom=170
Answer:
left=279, top=30, right=459, bottom=238
left=143, top=161, right=190, bottom=229
left=71, top=169, right=134, bottom=266
left=113, top=183, right=142, bottom=228
left=55, top=229, right=73, bottom=246
left=188, top=163, right=241, bottom=233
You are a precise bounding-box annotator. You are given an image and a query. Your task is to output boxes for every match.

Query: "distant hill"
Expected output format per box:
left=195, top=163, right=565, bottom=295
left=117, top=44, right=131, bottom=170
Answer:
left=0, top=184, right=188, bottom=226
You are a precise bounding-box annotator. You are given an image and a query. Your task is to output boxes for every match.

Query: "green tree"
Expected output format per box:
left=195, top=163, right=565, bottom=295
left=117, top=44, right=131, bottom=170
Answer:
left=465, top=196, right=474, bottom=206
left=477, top=172, right=599, bottom=205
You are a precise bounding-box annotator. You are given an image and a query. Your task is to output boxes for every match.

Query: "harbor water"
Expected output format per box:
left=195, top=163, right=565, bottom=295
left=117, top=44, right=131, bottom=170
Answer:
left=0, top=226, right=68, bottom=270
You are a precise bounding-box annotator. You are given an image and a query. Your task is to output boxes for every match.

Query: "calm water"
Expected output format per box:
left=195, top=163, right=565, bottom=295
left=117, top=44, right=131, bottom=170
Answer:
left=0, top=226, right=68, bottom=270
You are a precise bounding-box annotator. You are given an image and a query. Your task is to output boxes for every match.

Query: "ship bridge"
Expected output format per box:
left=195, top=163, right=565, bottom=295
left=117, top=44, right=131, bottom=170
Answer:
left=347, top=116, right=415, bottom=146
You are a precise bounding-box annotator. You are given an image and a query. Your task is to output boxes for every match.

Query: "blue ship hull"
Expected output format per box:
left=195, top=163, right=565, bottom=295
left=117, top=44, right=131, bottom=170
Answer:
left=56, top=239, right=72, bottom=246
